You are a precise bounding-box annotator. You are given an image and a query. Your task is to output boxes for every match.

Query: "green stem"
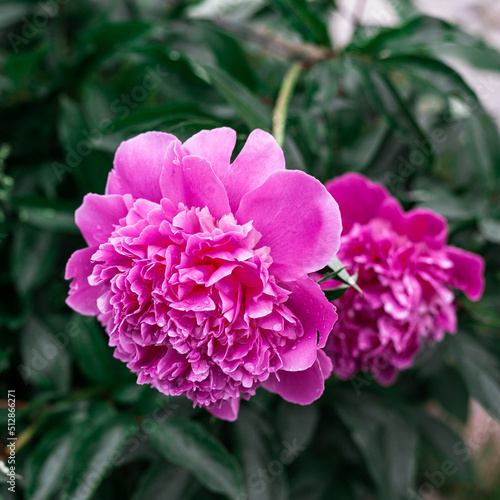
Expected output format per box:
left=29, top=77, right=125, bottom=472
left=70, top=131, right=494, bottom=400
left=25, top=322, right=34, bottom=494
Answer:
left=272, top=62, right=303, bottom=147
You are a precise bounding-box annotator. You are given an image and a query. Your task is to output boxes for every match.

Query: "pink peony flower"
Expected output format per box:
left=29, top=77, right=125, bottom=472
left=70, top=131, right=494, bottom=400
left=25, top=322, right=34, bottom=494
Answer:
left=65, top=128, right=341, bottom=420
left=322, top=173, right=484, bottom=385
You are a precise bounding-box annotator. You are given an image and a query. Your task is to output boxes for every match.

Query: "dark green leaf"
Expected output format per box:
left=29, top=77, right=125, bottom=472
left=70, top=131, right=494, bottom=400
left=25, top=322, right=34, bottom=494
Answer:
left=272, top=0, right=330, bottom=45
left=58, top=96, right=87, bottom=151
left=68, top=315, right=132, bottom=387
left=390, top=0, right=420, bottom=22
left=18, top=207, right=77, bottom=233
left=133, top=460, right=197, bottom=500
left=411, top=178, right=486, bottom=221
left=25, top=417, right=74, bottom=500
left=276, top=401, right=318, bottom=451
left=327, top=256, right=362, bottom=294
left=461, top=295, right=500, bottom=329
left=109, top=103, right=209, bottom=132
left=0, top=347, right=12, bottom=373
left=288, top=457, right=336, bottom=500
left=63, top=414, right=137, bottom=500
left=451, top=333, right=500, bottom=421
left=317, top=267, right=346, bottom=284
left=203, top=65, right=271, bottom=130
left=147, top=418, right=245, bottom=500
left=417, top=412, right=473, bottom=482
left=323, top=287, right=349, bottom=301
left=11, top=195, right=78, bottom=233
left=429, top=366, right=469, bottom=424
left=334, top=392, right=419, bottom=500
left=29, top=437, right=73, bottom=500
left=356, top=16, right=500, bottom=72
left=202, top=24, right=256, bottom=89
left=11, top=224, right=60, bottom=295
left=87, top=21, right=152, bottom=51
left=479, top=218, right=500, bottom=244
left=0, top=3, right=31, bottom=30
left=20, top=316, right=71, bottom=393
left=379, top=54, right=479, bottom=104
left=355, top=61, right=432, bottom=154
left=339, top=123, right=391, bottom=173
left=464, top=113, right=500, bottom=188
left=235, top=406, right=289, bottom=500
left=2, top=46, right=50, bottom=101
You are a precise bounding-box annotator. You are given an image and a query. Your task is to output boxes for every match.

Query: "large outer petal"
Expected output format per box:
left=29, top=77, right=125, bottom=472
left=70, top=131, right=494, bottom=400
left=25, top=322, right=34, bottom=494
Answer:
left=75, top=193, right=130, bottom=246
left=325, top=172, right=389, bottom=233
left=207, top=397, right=240, bottom=422
left=106, top=132, right=179, bottom=202
left=262, top=350, right=332, bottom=405
left=329, top=173, right=448, bottom=248
left=279, top=275, right=337, bottom=371
left=378, top=200, right=448, bottom=249
left=159, top=140, right=185, bottom=206
left=160, top=148, right=231, bottom=218
left=65, top=246, right=102, bottom=315
left=224, top=129, right=285, bottom=212
left=446, top=246, right=485, bottom=301
left=181, top=156, right=231, bottom=218
left=181, top=127, right=236, bottom=182
left=236, top=170, right=341, bottom=279
left=406, top=209, right=447, bottom=249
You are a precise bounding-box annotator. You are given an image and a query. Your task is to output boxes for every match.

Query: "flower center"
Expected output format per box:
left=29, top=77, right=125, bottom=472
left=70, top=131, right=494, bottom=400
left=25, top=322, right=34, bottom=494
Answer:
left=89, top=198, right=302, bottom=405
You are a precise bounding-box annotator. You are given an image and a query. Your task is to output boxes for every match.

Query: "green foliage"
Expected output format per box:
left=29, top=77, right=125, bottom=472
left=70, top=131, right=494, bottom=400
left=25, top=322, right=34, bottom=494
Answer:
left=147, top=418, right=245, bottom=499
left=1, top=0, right=500, bottom=499
left=334, top=392, right=418, bottom=500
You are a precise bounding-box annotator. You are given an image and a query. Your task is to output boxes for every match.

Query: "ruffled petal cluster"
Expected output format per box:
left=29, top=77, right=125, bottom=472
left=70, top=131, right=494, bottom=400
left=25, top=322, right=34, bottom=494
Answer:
left=322, top=173, right=484, bottom=385
left=66, top=128, right=342, bottom=420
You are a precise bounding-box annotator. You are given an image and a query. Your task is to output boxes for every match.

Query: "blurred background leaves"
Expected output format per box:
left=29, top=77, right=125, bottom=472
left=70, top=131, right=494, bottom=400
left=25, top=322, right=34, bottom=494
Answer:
left=1, top=0, right=500, bottom=499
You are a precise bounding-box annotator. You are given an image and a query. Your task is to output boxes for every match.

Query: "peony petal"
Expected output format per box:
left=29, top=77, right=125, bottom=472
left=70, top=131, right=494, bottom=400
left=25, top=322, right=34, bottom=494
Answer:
left=181, top=156, right=231, bottom=218
left=379, top=201, right=448, bottom=249
left=181, top=127, right=237, bottom=182
left=106, top=131, right=179, bottom=202
left=317, top=349, right=333, bottom=380
left=65, top=246, right=102, bottom=315
left=263, top=351, right=331, bottom=404
left=293, top=276, right=337, bottom=349
left=224, top=129, right=285, bottom=211
left=207, top=397, right=240, bottom=421
left=75, top=193, right=130, bottom=246
left=279, top=329, right=317, bottom=372
left=236, top=170, right=342, bottom=279
left=325, top=172, right=389, bottom=233
left=373, top=364, right=398, bottom=386
left=447, top=246, right=485, bottom=301
left=159, top=140, right=186, bottom=206
left=404, top=208, right=448, bottom=249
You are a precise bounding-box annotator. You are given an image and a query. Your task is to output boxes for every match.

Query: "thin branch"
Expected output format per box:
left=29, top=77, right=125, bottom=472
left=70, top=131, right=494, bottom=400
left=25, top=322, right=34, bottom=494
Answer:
left=0, top=399, right=28, bottom=410
left=213, top=18, right=337, bottom=66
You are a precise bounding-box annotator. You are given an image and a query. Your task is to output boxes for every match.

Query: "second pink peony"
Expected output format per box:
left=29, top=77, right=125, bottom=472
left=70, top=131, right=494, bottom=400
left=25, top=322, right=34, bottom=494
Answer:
left=321, top=173, right=484, bottom=386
